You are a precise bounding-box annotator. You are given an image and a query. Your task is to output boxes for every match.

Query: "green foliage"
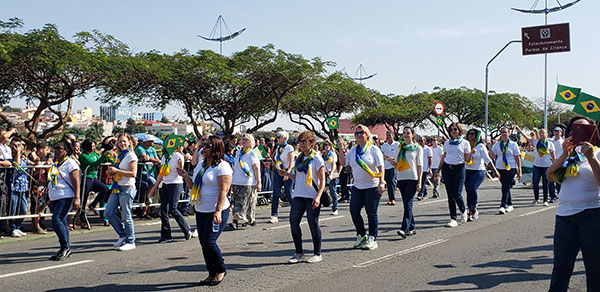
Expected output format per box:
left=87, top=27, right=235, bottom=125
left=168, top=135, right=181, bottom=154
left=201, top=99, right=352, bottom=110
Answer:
left=84, top=122, right=104, bottom=143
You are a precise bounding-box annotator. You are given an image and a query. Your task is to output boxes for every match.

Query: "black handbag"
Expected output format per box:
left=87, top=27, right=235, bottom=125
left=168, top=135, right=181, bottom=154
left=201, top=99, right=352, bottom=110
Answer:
left=312, top=181, right=331, bottom=207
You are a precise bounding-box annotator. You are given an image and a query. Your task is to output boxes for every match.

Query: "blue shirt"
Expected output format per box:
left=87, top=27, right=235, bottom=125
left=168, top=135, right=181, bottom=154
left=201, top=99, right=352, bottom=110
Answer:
left=11, top=159, right=29, bottom=192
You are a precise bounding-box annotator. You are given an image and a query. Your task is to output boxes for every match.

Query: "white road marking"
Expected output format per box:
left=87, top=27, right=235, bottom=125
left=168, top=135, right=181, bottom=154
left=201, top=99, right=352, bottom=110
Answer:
left=142, top=221, right=162, bottom=226
left=269, top=215, right=346, bottom=230
left=519, top=206, right=556, bottom=217
left=417, top=199, right=446, bottom=205
left=353, top=239, right=449, bottom=268
left=0, top=260, right=94, bottom=279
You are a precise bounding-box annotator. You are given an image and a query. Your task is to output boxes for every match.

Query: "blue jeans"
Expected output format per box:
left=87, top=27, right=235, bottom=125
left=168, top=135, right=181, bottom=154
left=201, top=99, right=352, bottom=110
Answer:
left=418, top=172, right=428, bottom=197
left=498, top=169, right=516, bottom=208
left=271, top=171, right=293, bottom=217
left=196, top=207, right=230, bottom=276
left=339, top=170, right=352, bottom=201
left=384, top=168, right=396, bottom=201
left=441, top=163, right=466, bottom=220
left=397, top=180, right=417, bottom=232
left=328, top=178, right=339, bottom=212
left=10, top=191, right=28, bottom=231
left=290, top=197, right=321, bottom=255
left=550, top=208, right=600, bottom=292
left=50, top=197, right=73, bottom=250
left=465, top=170, right=485, bottom=211
left=159, top=183, right=190, bottom=240
left=261, top=166, right=272, bottom=191
left=533, top=166, right=549, bottom=202
left=105, top=186, right=136, bottom=244
left=549, top=182, right=561, bottom=200
left=350, top=187, right=381, bottom=238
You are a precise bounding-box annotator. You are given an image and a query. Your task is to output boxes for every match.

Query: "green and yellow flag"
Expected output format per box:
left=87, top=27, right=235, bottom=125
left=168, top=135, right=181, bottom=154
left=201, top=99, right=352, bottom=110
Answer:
left=164, top=133, right=186, bottom=156
left=532, top=118, right=543, bottom=127
left=555, top=84, right=581, bottom=105
left=489, top=123, right=497, bottom=131
left=436, top=116, right=444, bottom=127
left=327, top=117, right=339, bottom=130
left=573, top=92, right=600, bottom=121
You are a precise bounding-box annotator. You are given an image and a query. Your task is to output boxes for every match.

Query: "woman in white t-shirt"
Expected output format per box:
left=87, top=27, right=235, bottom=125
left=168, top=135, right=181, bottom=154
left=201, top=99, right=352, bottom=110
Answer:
left=465, top=129, right=499, bottom=221
left=105, top=133, right=139, bottom=251
left=47, top=139, right=80, bottom=261
left=149, top=145, right=190, bottom=243
left=393, top=127, right=423, bottom=239
left=336, top=125, right=385, bottom=250
left=516, top=126, right=556, bottom=206
left=490, top=127, right=522, bottom=214
left=546, top=116, right=600, bottom=291
left=278, top=131, right=326, bottom=264
left=321, top=139, right=340, bottom=215
left=230, top=134, right=261, bottom=229
left=179, top=136, right=232, bottom=286
left=269, top=131, right=296, bottom=223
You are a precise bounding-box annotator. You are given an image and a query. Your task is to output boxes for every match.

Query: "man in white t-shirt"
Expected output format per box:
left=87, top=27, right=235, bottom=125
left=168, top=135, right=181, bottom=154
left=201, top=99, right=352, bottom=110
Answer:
left=417, top=136, right=433, bottom=200
left=549, top=126, right=564, bottom=202
left=381, top=131, right=399, bottom=205
left=429, top=136, right=443, bottom=198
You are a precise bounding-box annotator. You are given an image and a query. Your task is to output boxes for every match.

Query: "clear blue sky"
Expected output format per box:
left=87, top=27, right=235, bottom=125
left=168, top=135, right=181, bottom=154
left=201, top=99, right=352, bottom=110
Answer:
left=3, top=0, right=599, bottom=130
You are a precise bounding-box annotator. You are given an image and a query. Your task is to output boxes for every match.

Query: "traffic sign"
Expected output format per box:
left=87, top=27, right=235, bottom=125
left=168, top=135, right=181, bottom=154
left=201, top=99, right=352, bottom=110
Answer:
left=434, top=102, right=444, bottom=116
left=521, top=23, right=570, bottom=56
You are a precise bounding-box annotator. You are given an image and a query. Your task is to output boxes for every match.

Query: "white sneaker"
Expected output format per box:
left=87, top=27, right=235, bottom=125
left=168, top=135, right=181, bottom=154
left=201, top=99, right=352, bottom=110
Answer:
left=118, top=243, right=136, bottom=251
left=362, top=236, right=378, bottom=250
left=287, top=253, right=304, bottom=264
left=269, top=216, right=279, bottom=224
left=532, top=200, right=538, bottom=206
left=16, top=230, right=27, bottom=236
left=307, top=254, right=323, bottom=263
left=506, top=205, right=514, bottom=212
left=191, top=229, right=198, bottom=238
left=113, top=237, right=126, bottom=247
left=446, top=220, right=458, bottom=228
left=498, top=207, right=506, bottom=214
left=11, top=230, right=21, bottom=237
left=353, top=235, right=367, bottom=249
left=461, top=211, right=468, bottom=223
left=331, top=210, right=339, bottom=216
left=543, top=201, right=549, bottom=207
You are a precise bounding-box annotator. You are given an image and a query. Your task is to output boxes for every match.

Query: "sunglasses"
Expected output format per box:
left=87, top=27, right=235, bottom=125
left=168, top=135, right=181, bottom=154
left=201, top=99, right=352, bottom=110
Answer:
left=203, top=143, right=213, bottom=149
left=298, top=139, right=310, bottom=143
left=354, top=131, right=365, bottom=136
left=467, top=132, right=476, bottom=136
left=276, top=136, right=283, bottom=139
left=54, top=146, right=65, bottom=150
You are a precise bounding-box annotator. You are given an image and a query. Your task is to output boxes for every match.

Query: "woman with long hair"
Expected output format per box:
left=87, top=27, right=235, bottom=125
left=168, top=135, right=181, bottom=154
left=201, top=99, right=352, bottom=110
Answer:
left=465, top=129, right=499, bottom=220
left=78, top=139, right=109, bottom=229
left=490, top=127, right=522, bottom=214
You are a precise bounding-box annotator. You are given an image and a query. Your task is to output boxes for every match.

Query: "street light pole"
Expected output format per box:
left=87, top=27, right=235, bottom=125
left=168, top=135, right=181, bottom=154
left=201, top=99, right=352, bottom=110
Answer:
left=485, top=40, right=522, bottom=142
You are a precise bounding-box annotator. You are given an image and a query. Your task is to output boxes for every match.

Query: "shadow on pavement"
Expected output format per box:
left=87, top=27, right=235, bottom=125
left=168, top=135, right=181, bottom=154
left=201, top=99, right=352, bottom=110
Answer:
left=45, top=282, right=198, bottom=292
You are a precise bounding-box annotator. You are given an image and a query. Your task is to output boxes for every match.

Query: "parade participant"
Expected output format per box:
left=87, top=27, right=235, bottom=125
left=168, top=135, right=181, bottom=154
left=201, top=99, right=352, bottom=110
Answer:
left=490, top=127, right=522, bottom=214
left=549, top=125, right=565, bottom=203
left=337, top=125, right=385, bottom=250
left=516, top=126, right=555, bottom=206
left=435, top=122, right=472, bottom=227
left=47, top=139, right=80, bottom=260
left=547, top=116, right=600, bottom=291
left=465, top=129, right=499, bottom=220
left=269, top=131, right=295, bottom=223
left=322, top=139, right=340, bottom=215
left=430, top=136, right=443, bottom=198
left=278, top=131, right=325, bottom=263
left=230, top=134, right=261, bottom=228
left=105, top=133, right=138, bottom=251
left=381, top=131, right=399, bottom=205
left=179, top=136, right=232, bottom=286
left=78, top=139, right=109, bottom=229
left=393, top=127, right=422, bottom=239
left=417, top=136, right=432, bottom=201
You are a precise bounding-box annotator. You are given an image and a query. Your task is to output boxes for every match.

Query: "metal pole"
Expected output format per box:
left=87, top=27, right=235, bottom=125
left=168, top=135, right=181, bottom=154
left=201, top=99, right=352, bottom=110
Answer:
left=544, top=1, right=549, bottom=130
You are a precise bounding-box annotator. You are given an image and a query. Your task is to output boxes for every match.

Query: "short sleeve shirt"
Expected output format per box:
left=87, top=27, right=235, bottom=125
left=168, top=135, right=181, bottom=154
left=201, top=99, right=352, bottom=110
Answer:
left=466, top=143, right=493, bottom=171
left=492, top=140, right=521, bottom=169
left=533, top=139, right=555, bottom=167
left=395, top=145, right=423, bottom=181
left=117, top=152, right=138, bottom=187
left=381, top=141, right=400, bottom=170
left=276, top=144, right=295, bottom=169
left=443, top=140, right=471, bottom=165
left=232, top=149, right=261, bottom=186
left=293, top=155, right=325, bottom=199
left=160, top=152, right=184, bottom=184
left=11, top=159, right=29, bottom=192
left=422, top=146, right=433, bottom=172
left=194, top=161, right=233, bottom=213
left=344, top=144, right=384, bottom=189
left=48, top=158, right=80, bottom=201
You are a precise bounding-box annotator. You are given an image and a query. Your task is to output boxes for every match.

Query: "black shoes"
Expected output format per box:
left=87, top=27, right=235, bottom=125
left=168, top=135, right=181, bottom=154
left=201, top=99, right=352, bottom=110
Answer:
left=198, top=271, right=227, bottom=286
left=49, top=248, right=72, bottom=261
left=397, top=230, right=407, bottom=239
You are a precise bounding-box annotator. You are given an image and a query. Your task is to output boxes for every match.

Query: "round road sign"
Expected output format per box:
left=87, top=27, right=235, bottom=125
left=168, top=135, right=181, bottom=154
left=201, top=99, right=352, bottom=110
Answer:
left=434, top=102, right=444, bottom=116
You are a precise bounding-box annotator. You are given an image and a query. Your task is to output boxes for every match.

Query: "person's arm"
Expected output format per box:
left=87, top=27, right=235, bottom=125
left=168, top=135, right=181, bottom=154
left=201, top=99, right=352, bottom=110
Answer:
left=515, top=154, right=522, bottom=179
left=313, top=166, right=326, bottom=209
left=191, top=146, right=200, bottom=166
left=581, top=142, right=600, bottom=185
left=416, top=165, right=423, bottom=193
left=69, top=168, right=81, bottom=210
left=252, top=162, right=261, bottom=192
left=546, top=137, right=573, bottom=180
left=377, top=165, right=386, bottom=194
left=427, top=155, right=432, bottom=176
left=286, top=150, right=295, bottom=173
left=177, top=167, right=193, bottom=189
left=213, top=174, right=232, bottom=224
left=0, top=128, right=16, bottom=141
left=515, top=126, right=534, bottom=145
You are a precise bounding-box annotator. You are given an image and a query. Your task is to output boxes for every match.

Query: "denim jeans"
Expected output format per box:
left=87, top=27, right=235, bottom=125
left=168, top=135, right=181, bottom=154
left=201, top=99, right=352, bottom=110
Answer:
left=397, top=180, right=417, bottom=233
left=159, top=183, right=190, bottom=240
left=441, top=163, right=466, bottom=220
left=498, top=169, right=516, bottom=208
left=549, top=182, right=561, bottom=200
left=196, top=207, right=230, bottom=276
left=550, top=208, right=600, bottom=292
left=261, top=166, right=272, bottom=191
left=327, top=178, right=339, bottom=212
left=384, top=168, right=396, bottom=201
left=465, top=170, right=485, bottom=211
left=10, top=191, right=28, bottom=231
left=339, top=170, right=352, bottom=201
left=350, top=187, right=381, bottom=238
left=532, top=166, right=549, bottom=202
left=82, top=177, right=109, bottom=221
left=418, top=172, right=428, bottom=197
left=105, top=186, right=136, bottom=244
left=50, top=197, right=73, bottom=250
left=431, top=168, right=440, bottom=195
left=290, top=197, right=322, bottom=255
left=271, top=171, right=293, bottom=217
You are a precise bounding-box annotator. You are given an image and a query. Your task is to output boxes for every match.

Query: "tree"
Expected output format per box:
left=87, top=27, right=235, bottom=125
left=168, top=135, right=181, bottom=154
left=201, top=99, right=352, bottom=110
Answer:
left=85, top=122, right=104, bottom=143
left=112, top=126, right=125, bottom=135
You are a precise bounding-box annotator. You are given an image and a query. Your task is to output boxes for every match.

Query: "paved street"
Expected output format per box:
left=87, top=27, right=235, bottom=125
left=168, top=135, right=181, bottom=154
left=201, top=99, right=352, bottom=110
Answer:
left=0, top=181, right=587, bottom=291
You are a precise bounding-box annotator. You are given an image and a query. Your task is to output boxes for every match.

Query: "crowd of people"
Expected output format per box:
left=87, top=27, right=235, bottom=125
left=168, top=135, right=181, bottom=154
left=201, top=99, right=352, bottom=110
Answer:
left=0, top=115, right=599, bottom=290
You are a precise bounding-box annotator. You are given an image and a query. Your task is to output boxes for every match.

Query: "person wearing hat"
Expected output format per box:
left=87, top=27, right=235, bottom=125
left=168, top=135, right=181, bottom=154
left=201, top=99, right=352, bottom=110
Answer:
left=549, top=125, right=565, bottom=203
left=135, top=134, right=160, bottom=217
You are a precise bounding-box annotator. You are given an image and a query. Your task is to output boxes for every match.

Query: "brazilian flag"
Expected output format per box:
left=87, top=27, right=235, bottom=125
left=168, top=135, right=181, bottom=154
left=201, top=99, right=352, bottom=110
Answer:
left=164, top=133, right=186, bottom=155
left=436, top=116, right=444, bottom=127
left=573, top=92, right=600, bottom=121
left=489, top=123, right=497, bottom=131
left=532, top=118, right=543, bottom=127
left=555, top=84, right=581, bottom=105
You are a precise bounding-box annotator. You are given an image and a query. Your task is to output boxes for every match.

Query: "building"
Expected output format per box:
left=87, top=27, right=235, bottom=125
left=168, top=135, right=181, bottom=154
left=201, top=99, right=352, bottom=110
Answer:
left=142, top=112, right=164, bottom=121
left=100, top=105, right=133, bottom=122
left=143, top=121, right=198, bottom=136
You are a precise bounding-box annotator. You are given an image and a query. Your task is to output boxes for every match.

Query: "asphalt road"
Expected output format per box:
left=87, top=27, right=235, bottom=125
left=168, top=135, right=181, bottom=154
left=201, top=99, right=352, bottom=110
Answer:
left=0, top=181, right=587, bottom=292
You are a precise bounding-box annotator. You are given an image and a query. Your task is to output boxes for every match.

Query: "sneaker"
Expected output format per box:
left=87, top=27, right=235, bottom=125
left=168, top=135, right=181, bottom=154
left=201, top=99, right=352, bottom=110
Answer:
left=113, top=237, right=126, bottom=247
left=353, top=235, right=367, bottom=249
left=548, top=199, right=555, bottom=204
left=397, top=230, right=407, bottom=239
left=532, top=200, right=538, bottom=206
left=331, top=210, right=339, bottom=216
left=505, top=205, right=514, bottom=212
left=408, top=230, right=417, bottom=236
left=362, top=236, right=378, bottom=250
left=307, top=254, right=323, bottom=263
left=446, top=220, right=458, bottom=228
left=11, top=230, right=21, bottom=238
left=543, top=201, right=549, bottom=207
left=118, top=243, right=136, bottom=251
left=287, top=253, right=304, bottom=264
left=461, top=211, right=468, bottom=223
left=191, top=229, right=198, bottom=238
left=498, top=207, right=506, bottom=214
left=472, top=210, right=480, bottom=220
left=16, top=229, right=27, bottom=236
left=269, top=216, right=279, bottom=224
left=416, top=195, right=423, bottom=201
left=185, top=232, right=192, bottom=241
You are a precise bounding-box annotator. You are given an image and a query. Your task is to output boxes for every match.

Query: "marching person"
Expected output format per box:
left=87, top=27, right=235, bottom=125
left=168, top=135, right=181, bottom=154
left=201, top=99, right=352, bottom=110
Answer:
left=381, top=131, right=399, bottom=205
left=465, top=129, right=499, bottom=220
left=269, top=131, right=295, bottom=223
left=417, top=136, right=432, bottom=201
left=490, top=127, right=522, bottom=214
left=322, top=139, right=340, bottom=215
left=549, top=125, right=565, bottom=203
left=278, top=131, right=326, bottom=264
left=230, top=134, right=261, bottom=228
left=337, top=125, right=385, bottom=250
left=430, top=136, right=443, bottom=198
left=516, top=126, right=556, bottom=206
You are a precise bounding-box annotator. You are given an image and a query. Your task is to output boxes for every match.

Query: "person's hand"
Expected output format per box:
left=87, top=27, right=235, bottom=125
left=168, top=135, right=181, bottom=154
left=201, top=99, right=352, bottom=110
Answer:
left=283, top=175, right=289, bottom=181
left=107, top=166, right=116, bottom=175
left=377, top=182, right=385, bottom=194
left=72, top=199, right=81, bottom=211
left=213, top=211, right=222, bottom=224
left=494, top=170, right=500, bottom=179
left=312, top=197, right=320, bottom=209
left=517, top=171, right=522, bottom=180
left=580, top=142, right=595, bottom=159
left=256, top=185, right=261, bottom=193
left=184, top=153, right=193, bottom=161
left=416, top=183, right=422, bottom=193
left=562, top=137, right=574, bottom=154
left=176, top=167, right=187, bottom=177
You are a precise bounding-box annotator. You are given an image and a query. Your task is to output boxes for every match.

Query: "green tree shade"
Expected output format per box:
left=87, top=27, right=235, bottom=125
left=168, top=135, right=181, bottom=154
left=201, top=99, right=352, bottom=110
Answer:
left=85, top=122, right=104, bottom=143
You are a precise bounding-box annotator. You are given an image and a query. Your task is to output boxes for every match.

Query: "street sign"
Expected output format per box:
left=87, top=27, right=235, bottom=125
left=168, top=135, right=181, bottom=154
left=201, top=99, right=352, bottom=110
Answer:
left=326, top=117, right=339, bottom=130
left=434, top=102, right=444, bottom=116
left=521, top=23, right=570, bottom=56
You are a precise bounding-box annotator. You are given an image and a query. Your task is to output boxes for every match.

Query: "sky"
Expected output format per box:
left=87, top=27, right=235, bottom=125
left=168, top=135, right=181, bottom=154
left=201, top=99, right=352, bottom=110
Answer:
left=3, top=0, right=599, bottom=131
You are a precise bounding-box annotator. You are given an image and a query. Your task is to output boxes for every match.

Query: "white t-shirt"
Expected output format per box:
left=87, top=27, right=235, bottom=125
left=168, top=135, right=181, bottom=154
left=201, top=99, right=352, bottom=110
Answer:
left=395, top=144, right=423, bottom=181
left=492, top=140, right=521, bottom=169
left=551, top=137, right=564, bottom=158
left=232, top=148, right=260, bottom=186
left=48, top=158, right=80, bottom=201
left=557, top=148, right=600, bottom=216
left=422, top=146, right=433, bottom=172
left=322, top=150, right=338, bottom=174
left=466, top=143, right=493, bottom=171
left=431, top=146, right=443, bottom=169
left=533, top=139, right=555, bottom=167
left=0, top=143, right=11, bottom=160
left=275, top=144, right=295, bottom=169
left=293, top=155, right=325, bottom=199
left=344, top=144, right=384, bottom=189
left=117, top=151, right=138, bottom=187
left=381, top=141, right=400, bottom=170
left=443, top=140, right=471, bottom=165
left=161, top=152, right=184, bottom=184
left=194, top=161, right=232, bottom=213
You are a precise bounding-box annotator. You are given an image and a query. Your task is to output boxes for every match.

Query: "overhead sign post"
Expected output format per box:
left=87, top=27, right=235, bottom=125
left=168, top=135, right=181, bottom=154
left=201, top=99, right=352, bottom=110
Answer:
left=521, top=23, right=570, bottom=56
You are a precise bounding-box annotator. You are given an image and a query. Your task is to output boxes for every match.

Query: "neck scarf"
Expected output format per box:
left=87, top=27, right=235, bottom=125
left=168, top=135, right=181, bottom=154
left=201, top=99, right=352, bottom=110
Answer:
left=191, top=158, right=212, bottom=204
left=396, top=141, right=418, bottom=171
left=536, top=139, right=550, bottom=157
left=275, top=142, right=288, bottom=169
left=238, top=147, right=253, bottom=177
left=48, top=156, right=68, bottom=190
left=225, top=153, right=235, bottom=165
left=294, top=149, right=317, bottom=187
left=322, top=150, right=333, bottom=163
left=449, top=137, right=463, bottom=145
left=111, top=148, right=130, bottom=194
left=548, top=149, right=583, bottom=184
left=355, top=141, right=383, bottom=178
left=159, top=152, right=171, bottom=177
left=499, top=140, right=511, bottom=170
